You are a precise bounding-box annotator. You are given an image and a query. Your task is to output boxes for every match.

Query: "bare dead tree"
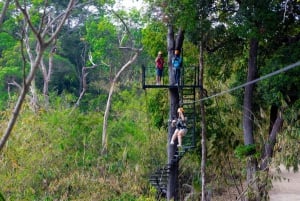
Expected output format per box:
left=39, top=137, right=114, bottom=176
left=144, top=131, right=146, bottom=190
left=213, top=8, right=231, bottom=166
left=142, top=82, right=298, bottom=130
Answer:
left=100, top=9, right=143, bottom=155
left=0, top=0, right=76, bottom=151
left=40, top=39, right=57, bottom=108
left=101, top=48, right=141, bottom=155
left=70, top=52, right=101, bottom=114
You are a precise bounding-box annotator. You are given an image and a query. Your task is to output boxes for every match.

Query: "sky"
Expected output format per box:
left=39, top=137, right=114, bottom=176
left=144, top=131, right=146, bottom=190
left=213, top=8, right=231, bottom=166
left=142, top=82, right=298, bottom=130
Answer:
left=114, top=0, right=145, bottom=10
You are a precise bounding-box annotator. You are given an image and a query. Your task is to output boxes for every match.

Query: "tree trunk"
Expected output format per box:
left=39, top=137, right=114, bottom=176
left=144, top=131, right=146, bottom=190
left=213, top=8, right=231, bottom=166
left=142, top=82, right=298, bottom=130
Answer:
left=199, top=42, right=208, bottom=201
left=243, top=38, right=258, bottom=201
left=41, top=43, right=56, bottom=108
left=101, top=50, right=140, bottom=155
left=167, top=24, right=175, bottom=86
left=24, top=24, right=39, bottom=112
left=167, top=25, right=184, bottom=201
left=175, top=29, right=184, bottom=51
left=167, top=24, right=177, bottom=200
left=256, top=109, right=283, bottom=199
left=0, top=0, right=11, bottom=26
left=261, top=108, right=284, bottom=170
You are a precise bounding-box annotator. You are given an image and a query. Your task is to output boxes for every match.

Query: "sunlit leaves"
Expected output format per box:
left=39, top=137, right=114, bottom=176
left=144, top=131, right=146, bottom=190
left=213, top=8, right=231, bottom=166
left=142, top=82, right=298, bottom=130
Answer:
left=141, top=21, right=166, bottom=58
left=85, top=18, right=118, bottom=63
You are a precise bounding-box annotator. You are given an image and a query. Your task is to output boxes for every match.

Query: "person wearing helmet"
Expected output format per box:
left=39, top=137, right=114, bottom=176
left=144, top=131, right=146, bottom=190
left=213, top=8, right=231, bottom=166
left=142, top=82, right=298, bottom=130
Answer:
left=172, top=50, right=182, bottom=85
left=170, top=107, right=187, bottom=147
left=155, top=51, right=164, bottom=85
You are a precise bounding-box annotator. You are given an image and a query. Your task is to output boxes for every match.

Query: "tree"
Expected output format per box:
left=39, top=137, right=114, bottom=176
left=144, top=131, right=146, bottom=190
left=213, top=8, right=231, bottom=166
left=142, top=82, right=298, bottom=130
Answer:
left=83, top=9, right=144, bottom=155
left=0, top=0, right=76, bottom=151
left=102, top=48, right=141, bottom=154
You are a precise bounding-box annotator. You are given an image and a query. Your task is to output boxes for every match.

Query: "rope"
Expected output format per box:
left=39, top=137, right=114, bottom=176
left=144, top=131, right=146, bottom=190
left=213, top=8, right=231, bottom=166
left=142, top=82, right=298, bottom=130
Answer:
left=185, top=61, right=300, bottom=104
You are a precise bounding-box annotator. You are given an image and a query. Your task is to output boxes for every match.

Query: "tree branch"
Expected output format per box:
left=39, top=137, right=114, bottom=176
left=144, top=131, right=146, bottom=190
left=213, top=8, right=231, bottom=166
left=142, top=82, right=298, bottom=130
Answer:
left=0, top=0, right=77, bottom=152
left=0, top=0, right=11, bottom=26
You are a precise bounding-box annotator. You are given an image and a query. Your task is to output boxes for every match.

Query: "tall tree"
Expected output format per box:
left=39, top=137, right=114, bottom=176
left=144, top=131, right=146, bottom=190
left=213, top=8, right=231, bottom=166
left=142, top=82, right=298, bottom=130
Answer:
left=229, top=0, right=300, bottom=199
left=242, top=37, right=259, bottom=201
left=84, top=9, right=144, bottom=154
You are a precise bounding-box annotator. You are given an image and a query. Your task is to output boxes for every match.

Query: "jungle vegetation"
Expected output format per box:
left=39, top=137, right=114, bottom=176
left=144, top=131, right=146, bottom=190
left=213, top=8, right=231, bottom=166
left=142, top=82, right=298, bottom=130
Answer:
left=0, top=0, right=299, bottom=200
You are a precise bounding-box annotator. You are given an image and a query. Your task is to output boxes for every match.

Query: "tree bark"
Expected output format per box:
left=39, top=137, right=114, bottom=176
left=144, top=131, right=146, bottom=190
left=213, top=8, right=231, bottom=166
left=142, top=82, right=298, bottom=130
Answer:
left=167, top=24, right=177, bottom=200
left=199, top=41, right=208, bottom=201
left=175, top=29, right=184, bottom=51
left=260, top=110, right=284, bottom=170
left=24, top=24, right=39, bottom=111
left=242, top=38, right=258, bottom=201
left=243, top=38, right=258, bottom=146
left=167, top=25, right=184, bottom=201
left=41, top=43, right=56, bottom=108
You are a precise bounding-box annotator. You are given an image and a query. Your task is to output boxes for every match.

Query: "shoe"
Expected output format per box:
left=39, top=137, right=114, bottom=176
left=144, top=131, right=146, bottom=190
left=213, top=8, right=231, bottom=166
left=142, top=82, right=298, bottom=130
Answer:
left=177, top=144, right=182, bottom=147
left=170, top=141, right=174, bottom=145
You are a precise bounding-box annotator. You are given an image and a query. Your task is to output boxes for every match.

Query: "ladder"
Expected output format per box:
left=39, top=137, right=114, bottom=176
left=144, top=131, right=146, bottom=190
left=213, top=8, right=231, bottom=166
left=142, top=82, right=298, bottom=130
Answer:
left=149, top=148, right=188, bottom=199
left=149, top=65, right=199, bottom=198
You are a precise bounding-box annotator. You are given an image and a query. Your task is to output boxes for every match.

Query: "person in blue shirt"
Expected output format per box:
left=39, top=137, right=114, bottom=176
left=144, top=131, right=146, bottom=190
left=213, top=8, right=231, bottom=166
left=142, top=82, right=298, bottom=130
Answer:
left=172, top=50, right=182, bottom=85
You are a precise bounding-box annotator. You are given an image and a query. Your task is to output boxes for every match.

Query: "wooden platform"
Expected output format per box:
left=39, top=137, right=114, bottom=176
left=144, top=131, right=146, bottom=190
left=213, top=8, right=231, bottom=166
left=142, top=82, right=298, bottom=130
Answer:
left=142, top=84, right=203, bottom=89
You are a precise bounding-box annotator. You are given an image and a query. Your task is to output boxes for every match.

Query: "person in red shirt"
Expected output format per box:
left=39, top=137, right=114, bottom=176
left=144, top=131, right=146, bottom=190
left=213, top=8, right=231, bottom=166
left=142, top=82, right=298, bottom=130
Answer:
left=155, top=51, right=164, bottom=85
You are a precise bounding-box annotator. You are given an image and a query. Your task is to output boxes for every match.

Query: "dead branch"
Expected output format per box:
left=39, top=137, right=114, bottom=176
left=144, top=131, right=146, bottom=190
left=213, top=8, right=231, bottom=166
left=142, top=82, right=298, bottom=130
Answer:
left=70, top=49, right=103, bottom=113
left=7, top=80, right=22, bottom=92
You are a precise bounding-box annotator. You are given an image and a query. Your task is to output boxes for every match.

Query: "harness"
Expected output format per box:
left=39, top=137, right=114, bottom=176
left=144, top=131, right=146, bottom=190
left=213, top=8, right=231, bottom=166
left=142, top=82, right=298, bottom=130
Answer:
left=176, top=118, right=186, bottom=129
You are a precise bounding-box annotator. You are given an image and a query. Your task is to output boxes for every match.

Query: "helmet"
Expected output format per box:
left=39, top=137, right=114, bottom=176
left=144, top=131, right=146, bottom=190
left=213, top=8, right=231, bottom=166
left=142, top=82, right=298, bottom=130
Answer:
left=158, top=51, right=162, bottom=55
left=177, top=107, right=184, bottom=113
left=174, top=50, right=180, bottom=55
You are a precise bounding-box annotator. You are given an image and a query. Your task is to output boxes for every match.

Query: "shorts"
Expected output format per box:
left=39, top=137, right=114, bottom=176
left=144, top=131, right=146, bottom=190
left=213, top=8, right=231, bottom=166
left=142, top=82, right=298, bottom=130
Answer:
left=179, top=128, right=187, bottom=135
left=156, top=68, right=163, bottom=77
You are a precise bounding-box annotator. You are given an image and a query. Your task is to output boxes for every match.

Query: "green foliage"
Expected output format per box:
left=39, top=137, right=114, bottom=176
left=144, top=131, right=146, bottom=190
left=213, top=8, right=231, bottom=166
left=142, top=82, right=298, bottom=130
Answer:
left=273, top=101, right=300, bottom=171
left=0, top=33, right=16, bottom=56
left=258, top=41, right=300, bottom=107
left=0, top=0, right=300, bottom=199
left=146, top=89, right=168, bottom=129
left=0, top=86, right=166, bottom=200
left=234, top=144, right=257, bottom=159
left=85, top=17, right=119, bottom=63
left=0, top=43, right=25, bottom=110
left=142, top=21, right=167, bottom=58
left=0, top=192, right=5, bottom=201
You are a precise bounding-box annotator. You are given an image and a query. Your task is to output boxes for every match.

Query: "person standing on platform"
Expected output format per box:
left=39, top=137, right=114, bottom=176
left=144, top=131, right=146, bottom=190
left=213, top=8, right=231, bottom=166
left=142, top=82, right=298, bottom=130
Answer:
left=172, top=50, right=182, bottom=86
left=155, top=51, right=164, bottom=85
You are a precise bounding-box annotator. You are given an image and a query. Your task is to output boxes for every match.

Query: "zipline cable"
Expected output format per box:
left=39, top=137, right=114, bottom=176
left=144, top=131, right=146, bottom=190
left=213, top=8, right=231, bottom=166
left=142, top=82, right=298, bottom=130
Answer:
left=187, top=61, right=300, bottom=103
